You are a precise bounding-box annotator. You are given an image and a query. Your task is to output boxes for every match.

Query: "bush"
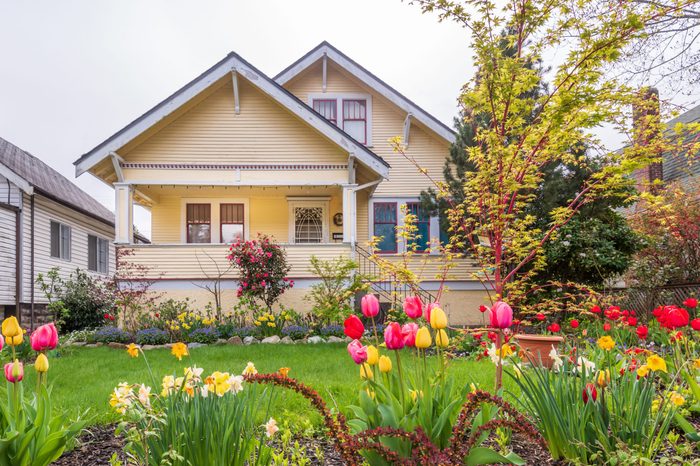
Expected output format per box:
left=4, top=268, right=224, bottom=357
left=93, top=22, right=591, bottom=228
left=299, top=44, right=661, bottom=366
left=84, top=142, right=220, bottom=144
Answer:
left=188, top=327, right=220, bottom=344
left=281, top=325, right=310, bottom=340
left=228, top=326, right=259, bottom=338
left=135, top=328, right=170, bottom=346
left=94, top=326, right=132, bottom=344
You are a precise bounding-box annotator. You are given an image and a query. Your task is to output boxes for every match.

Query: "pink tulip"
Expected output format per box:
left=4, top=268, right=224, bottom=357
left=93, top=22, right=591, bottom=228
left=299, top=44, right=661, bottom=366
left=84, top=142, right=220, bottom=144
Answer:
left=30, top=323, right=58, bottom=352
left=401, top=323, right=419, bottom=347
left=403, top=296, right=423, bottom=320
left=0, top=334, right=4, bottom=352
left=384, top=322, right=405, bottom=350
left=4, top=361, right=23, bottom=383
left=347, top=340, right=368, bottom=365
left=361, top=294, right=380, bottom=318
left=488, top=301, right=513, bottom=329
left=424, top=302, right=440, bottom=322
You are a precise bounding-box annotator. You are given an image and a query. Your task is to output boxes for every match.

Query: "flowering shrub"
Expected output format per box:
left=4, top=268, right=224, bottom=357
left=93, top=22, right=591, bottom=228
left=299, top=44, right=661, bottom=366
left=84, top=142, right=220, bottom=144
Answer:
left=281, top=325, right=310, bottom=340
left=0, top=318, right=86, bottom=465
left=227, top=234, right=293, bottom=310
left=319, top=324, right=345, bottom=338
left=134, top=328, right=170, bottom=346
left=94, top=325, right=132, bottom=344
left=188, top=326, right=220, bottom=344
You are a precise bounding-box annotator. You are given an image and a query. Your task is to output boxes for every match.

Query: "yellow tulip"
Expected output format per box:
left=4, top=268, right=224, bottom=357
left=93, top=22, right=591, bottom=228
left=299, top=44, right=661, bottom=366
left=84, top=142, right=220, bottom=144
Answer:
left=1, top=316, right=21, bottom=338
left=435, top=329, right=449, bottom=348
left=378, top=355, right=392, bottom=373
left=35, top=353, right=49, bottom=373
left=596, top=369, right=610, bottom=388
left=366, top=345, right=379, bottom=365
left=430, top=307, right=447, bottom=329
left=6, top=333, right=23, bottom=347
left=415, top=327, right=432, bottom=349
left=360, top=363, right=373, bottom=379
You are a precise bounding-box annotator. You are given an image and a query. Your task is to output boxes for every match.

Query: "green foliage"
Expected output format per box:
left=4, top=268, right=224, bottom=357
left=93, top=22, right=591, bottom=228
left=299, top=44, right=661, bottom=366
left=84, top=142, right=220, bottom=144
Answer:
left=0, top=384, right=86, bottom=466
left=306, top=255, right=369, bottom=326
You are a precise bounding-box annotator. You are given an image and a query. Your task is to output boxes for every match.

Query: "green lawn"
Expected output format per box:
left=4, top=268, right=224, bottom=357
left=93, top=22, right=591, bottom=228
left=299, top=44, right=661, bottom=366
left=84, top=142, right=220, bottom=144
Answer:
left=27, top=344, right=504, bottom=428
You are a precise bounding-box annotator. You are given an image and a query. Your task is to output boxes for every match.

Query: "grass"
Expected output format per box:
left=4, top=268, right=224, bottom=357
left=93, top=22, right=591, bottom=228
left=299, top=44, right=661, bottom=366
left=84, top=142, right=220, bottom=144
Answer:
left=25, top=344, right=504, bottom=428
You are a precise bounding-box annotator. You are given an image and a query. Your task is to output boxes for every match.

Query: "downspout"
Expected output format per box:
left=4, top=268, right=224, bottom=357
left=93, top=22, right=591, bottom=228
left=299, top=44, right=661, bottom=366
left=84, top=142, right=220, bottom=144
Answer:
left=30, top=195, right=35, bottom=330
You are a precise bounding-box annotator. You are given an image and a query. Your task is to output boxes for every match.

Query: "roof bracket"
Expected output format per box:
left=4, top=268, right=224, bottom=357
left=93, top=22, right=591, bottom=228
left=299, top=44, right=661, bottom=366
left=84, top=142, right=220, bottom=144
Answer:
left=110, top=151, right=125, bottom=182
left=231, top=70, right=240, bottom=114
left=402, top=113, right=413, bottom=148
left=322, top=53, right=327, bottom=92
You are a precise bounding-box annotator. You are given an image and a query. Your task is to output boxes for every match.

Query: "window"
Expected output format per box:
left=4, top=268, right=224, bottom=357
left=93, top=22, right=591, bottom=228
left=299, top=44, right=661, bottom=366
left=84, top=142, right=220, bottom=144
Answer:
left=312, top=99, right=337, bottom=124
left=50, top=221, right=71, bottom=260
left=373, top=203, right=397, bottom=253
left=293, top=207, right=324, bottom=243
left=220, top=203, right=244, bottom=243
left=186, top=204, right=211, bottom=243
left=88, top=235, right=109, bottom=274
left=342, top=99, right=367, bottom=144
left=406, top=203, right=430, bottom=252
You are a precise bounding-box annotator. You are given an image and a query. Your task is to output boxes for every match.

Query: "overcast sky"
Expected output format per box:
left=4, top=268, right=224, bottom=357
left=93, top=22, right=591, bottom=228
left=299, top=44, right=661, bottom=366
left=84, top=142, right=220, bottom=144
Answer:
left=0, top=0, right=696, bottom=238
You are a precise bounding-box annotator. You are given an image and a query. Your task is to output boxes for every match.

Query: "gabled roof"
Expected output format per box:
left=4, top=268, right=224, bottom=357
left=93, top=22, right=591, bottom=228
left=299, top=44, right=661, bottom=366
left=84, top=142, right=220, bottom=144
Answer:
left=0, top=137, right=115, bottom=225
left=74, top=51, right=390, bottom=179
left=274, top=41, right=456, bottom=144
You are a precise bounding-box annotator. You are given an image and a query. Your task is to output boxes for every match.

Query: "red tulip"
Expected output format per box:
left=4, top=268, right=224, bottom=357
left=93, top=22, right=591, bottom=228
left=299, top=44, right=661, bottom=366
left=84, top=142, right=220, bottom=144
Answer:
left=479, top=305, right=488, bottom=313
left=570, top=320, right=579, bottom=329
left=683, top=298, right=698, bottom=309
left=384, top=322, right=405, bottom=350
left=403, top=296, right=423, bottom=320
left=691, top=319, right=700, bottom=331
left=424, top=302, right=440, bottom=321
left=488, top=301, right=513, bottom=329
left=347, top=340, right=368, bottom=365
left=401, top=322, right=418, bottom=347
left=603, top=323, right=611, bottom=332
left=535, top=313, right=546, bottom=321
left=655, top=305, right=689, bottom=329
left=626, top=317, right=638, bottom=327
left=343, top=315, right=365, bottom=340
left=547, top=323, right=560, bottom=333
left=4, top=361, right=23, bottom=383
left=361, top=294, right=380, bottom=318
left=583, top=383, right=597, bottom=403
left=30, top=323, right=58, bottom=352
left=636, top=325, right=649, bottom=339
left=590, top=305, right=601, bottom=314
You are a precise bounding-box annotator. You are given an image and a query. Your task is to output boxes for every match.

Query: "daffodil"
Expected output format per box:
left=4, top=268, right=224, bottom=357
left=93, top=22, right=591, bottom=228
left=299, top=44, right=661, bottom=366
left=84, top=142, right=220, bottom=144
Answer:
left=695, top=358, right=700, bottom=370
left=597, top=336, right=615, bottom=351
left=206, top=371, right=232, bottom=396
left=171, top=342, right=188, bottom=361
left=278, top=367, right=290, bottom=377
left=646, top=354, right=667, bottom=373
left=242, top=362, right=258, bottom=376
left=138, top=384, right=152, bottom=409
left=264, top=418, right=279, bottom=438
left=637, top=364, right=650, bottom=378
left=126, top=343, right=139, bottom=358
left=669, top=391, right=685, bottom=407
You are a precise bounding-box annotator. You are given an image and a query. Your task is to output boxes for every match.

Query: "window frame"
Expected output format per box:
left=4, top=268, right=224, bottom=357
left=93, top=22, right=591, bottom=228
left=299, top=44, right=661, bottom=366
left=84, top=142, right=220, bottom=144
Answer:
left=307, top=93, right=373, bottom=146
left=406, top=202, right=431, bottom=253
left=186, top=203, right=212, bottom=244
left=287, top=198, right=330, bottom=244
left=88, top=234, right=110, bottom=274
left=342, top=99, right=368, bottom=145
left=50, top=220, right=71, bottom=261
left=219, top=203, right=245, bottom=244
left=311, top=99, right=338, bottom=124
left=373, top=202, right=398, bottom=254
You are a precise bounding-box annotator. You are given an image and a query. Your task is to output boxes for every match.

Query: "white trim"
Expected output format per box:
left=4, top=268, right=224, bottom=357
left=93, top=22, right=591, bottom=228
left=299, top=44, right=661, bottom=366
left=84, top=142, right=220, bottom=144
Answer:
left=231, top=70, right=240, bottom=114
left=180, top=197, right=250, bottom=244
left=308, top=93, right=373, bottom=147
left=402, top=113, right=412, bottom=148
left=0, top=164, right=33, bottom=195
left=322, top=53, right=327, bottom=92
left=75, top=53, right=389, bottom=179
left=275, top=43, right=456, bottom=144
left=110, top=152, right=125, bottom=182
left=287, top=198, right=330, bottom=244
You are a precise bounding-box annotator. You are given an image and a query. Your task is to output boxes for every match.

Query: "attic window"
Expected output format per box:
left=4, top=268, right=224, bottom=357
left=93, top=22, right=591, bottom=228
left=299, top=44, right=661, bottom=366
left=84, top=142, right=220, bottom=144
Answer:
left=309, top=94, right=372, bottom=146
left=312, top=99, right=337, bottom=124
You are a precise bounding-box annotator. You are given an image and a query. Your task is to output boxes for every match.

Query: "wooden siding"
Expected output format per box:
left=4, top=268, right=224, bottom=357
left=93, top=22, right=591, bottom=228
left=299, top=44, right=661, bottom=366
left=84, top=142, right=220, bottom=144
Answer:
left=375, top=254, right=482, bottom=282
left=0, top=206, right=17, bottom=305
left=121, top=77, right=348, bottom=165
left=283, top=61, right=451, bottom=197
left=0, top=174, right=22, bottom=208
left=20, top=194, right=116, bottom=304
left=123, top=243, right=350, bottom=280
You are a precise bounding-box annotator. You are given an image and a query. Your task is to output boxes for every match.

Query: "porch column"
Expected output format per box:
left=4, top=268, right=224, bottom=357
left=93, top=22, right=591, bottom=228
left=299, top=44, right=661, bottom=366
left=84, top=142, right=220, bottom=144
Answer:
left=114, top=183, right=134, bottom=244
left=342, top=185, right=357, bottom=244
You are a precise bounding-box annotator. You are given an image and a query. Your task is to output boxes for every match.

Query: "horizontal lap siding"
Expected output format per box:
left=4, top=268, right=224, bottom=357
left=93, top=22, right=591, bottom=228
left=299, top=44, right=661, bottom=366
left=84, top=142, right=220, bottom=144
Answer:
left=121, top=77, right=347, bottom=165
left=284, top=61, right=450, bottom=197
left=123, top=244, right=350, bottom=280
left=0, top=174, right=22, bottom=207
left=0, top=207, right=17, bottom=304
left=378, top=255, right=482, bottom=282
left=21, top=194, right=116, bottom=303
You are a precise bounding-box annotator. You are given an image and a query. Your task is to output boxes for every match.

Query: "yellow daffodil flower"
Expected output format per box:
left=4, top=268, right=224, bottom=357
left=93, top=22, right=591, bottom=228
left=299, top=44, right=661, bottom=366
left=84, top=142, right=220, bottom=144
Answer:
left=242, top=361, right=258, bottom=376
left=597, top=336, right=615, bottom=351
left=126, top=343, right=139, bottom=358
left=278, top=367, right=290, bottom=377
left=636, top=365, right=650, bottom=378
left=670, top=391, right=685, bottom=407
left=171, top=342, right=188, bottom=361
left=646, top=354, right=667, bottom=373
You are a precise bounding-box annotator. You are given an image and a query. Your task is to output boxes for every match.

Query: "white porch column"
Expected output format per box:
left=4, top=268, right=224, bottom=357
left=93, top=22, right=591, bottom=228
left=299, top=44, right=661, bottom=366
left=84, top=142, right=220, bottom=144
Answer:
left=114, top=183, right=134, bottom=244
left=342, top=185, right=357, bottom=244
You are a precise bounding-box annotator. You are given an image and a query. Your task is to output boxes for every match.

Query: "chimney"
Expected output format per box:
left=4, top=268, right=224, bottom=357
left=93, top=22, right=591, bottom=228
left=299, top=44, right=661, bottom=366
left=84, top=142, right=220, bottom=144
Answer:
left=632, top=87, right=663, bottom=192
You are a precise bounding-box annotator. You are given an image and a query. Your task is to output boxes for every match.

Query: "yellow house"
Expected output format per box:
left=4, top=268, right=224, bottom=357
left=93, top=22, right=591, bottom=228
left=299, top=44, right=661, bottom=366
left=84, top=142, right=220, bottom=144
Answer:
left=73, top=42, right=487, bottom=324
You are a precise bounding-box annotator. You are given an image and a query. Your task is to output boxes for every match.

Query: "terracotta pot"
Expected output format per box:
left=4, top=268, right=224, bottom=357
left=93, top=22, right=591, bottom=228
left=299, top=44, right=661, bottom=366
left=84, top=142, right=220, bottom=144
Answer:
left=514, top=334, right=564, bottom=368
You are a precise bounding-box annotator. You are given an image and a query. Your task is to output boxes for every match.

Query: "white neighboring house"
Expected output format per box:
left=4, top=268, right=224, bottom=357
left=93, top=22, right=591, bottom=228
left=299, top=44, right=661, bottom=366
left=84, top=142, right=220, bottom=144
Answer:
left=0, top=136, right=125, bottom=328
